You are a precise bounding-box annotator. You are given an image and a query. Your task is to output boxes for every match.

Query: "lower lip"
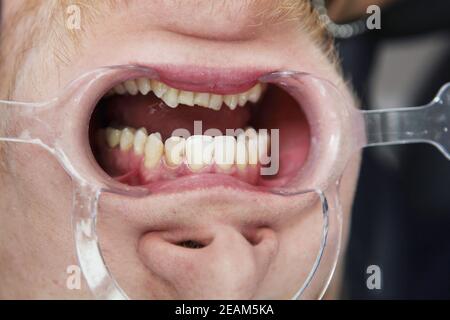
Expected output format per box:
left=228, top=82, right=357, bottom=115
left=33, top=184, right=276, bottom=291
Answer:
left=142, top=173, right=267, bottom=194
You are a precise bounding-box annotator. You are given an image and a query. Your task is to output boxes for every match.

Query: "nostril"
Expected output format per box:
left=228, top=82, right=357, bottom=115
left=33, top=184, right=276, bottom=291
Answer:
left=176, top=240, right=206, bottom=249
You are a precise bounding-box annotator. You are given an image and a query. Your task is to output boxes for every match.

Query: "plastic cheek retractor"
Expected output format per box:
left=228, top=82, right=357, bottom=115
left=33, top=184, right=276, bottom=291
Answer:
left=0, top=64, right=449, bottom=300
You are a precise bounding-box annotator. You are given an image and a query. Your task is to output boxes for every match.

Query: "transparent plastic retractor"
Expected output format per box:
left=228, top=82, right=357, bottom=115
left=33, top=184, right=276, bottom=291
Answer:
left=0, top=65, right=449, bottom=299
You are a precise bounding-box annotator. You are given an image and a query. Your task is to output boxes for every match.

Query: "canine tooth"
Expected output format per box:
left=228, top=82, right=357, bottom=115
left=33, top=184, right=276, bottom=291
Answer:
left=124, top=80, right=139, bottom=95
left=214, top=136, right=236, bottom=170
left=114, top=84, right=127, bottom=95
left=235, top=132, right=248, bottom=170
left=209, top=94, right=223, bottom=110
left=162, top=88, right=179, bottom=108
left=186, top=135, right=214, bottom=172
left=224, top=95, right=238, bottom=110
left=194, top=93, right=210, bottom=108
left=245, top=127, right=258, bottom=165
left=137, top=78, right=151, bottom=95
left=178, top=90, right=195, bottom=106
left=165, top=136, right=186, bottom=167
left=133, top=127, right=148, bottom=155
left=120, top=127, right=135, bottom=151
left=144, top=132, right=163, bottom=169
left=105, top=127, right=121, bottom=148
left=238, top=92, right=249, bottom=107
left=151, top=80, right=168, bottom=98
left=248, top=84, right=263, bottom=103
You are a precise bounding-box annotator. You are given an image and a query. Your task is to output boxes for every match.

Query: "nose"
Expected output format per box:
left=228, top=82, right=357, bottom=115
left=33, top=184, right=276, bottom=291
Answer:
left=138, top=225, right=278, bottom=299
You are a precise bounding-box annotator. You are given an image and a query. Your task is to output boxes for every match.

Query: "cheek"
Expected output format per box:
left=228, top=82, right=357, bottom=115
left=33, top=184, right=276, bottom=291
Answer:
left=1, top=143, right=89, bottom=297
left=8, top=144, right=72, bottom=210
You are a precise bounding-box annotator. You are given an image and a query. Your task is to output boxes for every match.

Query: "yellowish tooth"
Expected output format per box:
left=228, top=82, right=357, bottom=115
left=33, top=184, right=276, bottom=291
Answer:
left=151, top=80, right=168, bottom=98
left=209, top=94, right=223, bottom=110
left=124, top=80, right=139, bottom=95
left=105, top=127, right=121, bottom=148
left=120, top=127, right=135, bottom=151
left=114, top=84, right=126, bottom=95
left=178, top=90, right=195, bottom=106
left=248, top=84, right=263, bottom=103
left=133, top=127, right=148, bottom=155
left=162, top=88, right=179, bottom=108
left=214, top=136, right=236, bottom=171
left=164, top=136, right=186, bottom=167
left=194, top=93, right=210, bottom=108
left=224, top=95, right=238, bottom=110
left=186, top=135, right=214, bottom=172
left=245, top=127, right=258, bottom=165
left=235, top=132, right=248, bottom=170
left=144, top=132, right=163, bottom=169
left=137, top=78, right=151, bottom=95
left=238, top=92, right=249, bottom=107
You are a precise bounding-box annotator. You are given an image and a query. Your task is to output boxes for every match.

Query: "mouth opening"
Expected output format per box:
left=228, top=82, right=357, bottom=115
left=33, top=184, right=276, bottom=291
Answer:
left=89, top=75, right=310, bottom=193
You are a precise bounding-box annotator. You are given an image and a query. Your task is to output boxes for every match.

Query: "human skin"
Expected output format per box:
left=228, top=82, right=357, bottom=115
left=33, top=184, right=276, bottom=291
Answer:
left=0, top=0, right=360, bottom=299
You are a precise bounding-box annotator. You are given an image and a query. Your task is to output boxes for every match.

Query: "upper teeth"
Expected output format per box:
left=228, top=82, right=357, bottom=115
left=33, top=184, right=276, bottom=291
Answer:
left=110, top=78, right=266, bottom=111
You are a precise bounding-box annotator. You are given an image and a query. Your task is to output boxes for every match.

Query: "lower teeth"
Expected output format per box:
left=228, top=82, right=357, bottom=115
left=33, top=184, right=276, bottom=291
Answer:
left=102, top=125, right=270, bottom=172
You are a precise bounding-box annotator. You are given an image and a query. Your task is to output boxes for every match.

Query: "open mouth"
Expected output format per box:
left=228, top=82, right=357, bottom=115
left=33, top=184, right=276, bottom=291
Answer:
left=89, top=72, right=311, bottom=193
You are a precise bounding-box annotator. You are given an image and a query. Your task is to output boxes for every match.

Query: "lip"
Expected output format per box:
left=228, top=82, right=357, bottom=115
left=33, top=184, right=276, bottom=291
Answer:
left=142, top=173, right=265, bottom=194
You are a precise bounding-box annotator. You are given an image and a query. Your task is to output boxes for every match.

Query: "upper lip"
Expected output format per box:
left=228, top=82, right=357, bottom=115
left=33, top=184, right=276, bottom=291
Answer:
left=123, top=63, right=272, bottom=95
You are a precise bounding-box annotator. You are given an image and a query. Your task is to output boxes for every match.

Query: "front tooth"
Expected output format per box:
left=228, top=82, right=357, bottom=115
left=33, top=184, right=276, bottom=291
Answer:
left=224, top=95, right=238, bottom=110
left=245, top=127, right=258, bottom=165
left=114, top=84, right=126, bottom=95
left=164, top=136, right=186, bottom=167
left=120, top=127, right=135, bottom=151
left=214, top=136, right=236, bottom=171
left=238, top=92, right=249, bottom=107
left=194, top=93, right=210, bottom=108
left=209, top=94, right=223, bottom=110
left=124, top=80, right=139, bottom=95
left=151, top=80, right=168, bottom=98
left=105, top=127, right=121, bottom=148
left=186, top=135, right=214, bottom=172
left=235, top=132, right=248, bottom=170
left=133, top=127, right=148, bottom=155
left=178, top=90, right=195, bottom=106
left=248, top=84, right=263, bottom=103
left=144, top=132, right=163, bottom=169
left=137, top=78, right=152, bottom=95
left=162, top=88, right=179, bottom=108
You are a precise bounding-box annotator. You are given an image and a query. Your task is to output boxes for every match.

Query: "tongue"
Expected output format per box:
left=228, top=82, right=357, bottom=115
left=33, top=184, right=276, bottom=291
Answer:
left=98, top=94, right=251, bottom=140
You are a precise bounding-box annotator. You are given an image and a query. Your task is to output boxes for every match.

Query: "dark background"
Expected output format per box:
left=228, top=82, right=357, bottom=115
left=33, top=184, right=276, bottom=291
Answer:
left=340, top=0, right=450, bottom=299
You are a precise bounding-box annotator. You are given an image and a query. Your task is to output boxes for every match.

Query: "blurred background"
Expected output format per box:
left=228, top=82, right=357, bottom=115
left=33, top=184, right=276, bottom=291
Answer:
left=335, top=0, right=450, bottom=299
